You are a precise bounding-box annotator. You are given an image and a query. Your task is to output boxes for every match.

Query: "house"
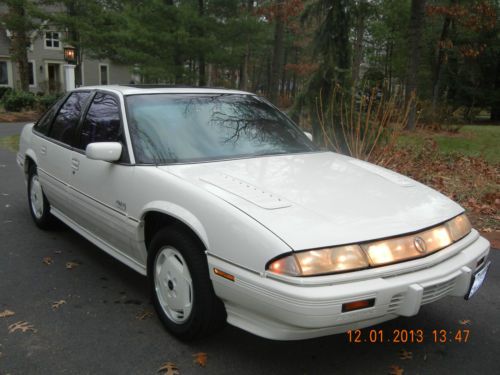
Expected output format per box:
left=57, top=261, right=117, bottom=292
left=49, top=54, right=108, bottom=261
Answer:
left=0, top=6, right=133, bottom=93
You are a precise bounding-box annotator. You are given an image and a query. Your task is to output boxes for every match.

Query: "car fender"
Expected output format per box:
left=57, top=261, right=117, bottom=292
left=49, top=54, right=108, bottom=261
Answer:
left=139, top=200, right=210, bottom=250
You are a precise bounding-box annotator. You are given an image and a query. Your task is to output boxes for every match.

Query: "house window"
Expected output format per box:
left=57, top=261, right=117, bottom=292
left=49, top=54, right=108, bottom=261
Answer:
left=28, top=61, right=35, bottom=86
left=45, top=31, right=61, bottom=49
left=99, top=64, right=109, bottom=85
left=0, top=61, right=8, bottom=85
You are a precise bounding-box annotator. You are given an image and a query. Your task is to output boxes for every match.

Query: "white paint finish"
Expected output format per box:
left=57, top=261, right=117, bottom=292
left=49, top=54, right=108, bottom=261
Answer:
left=68, top=151, right=140, bottom=262
left=16, top=86, right=492, bottom=340
left=63, top=64, right=76, bottom=91
left=209, top=235, right=489, bottom=340
left=51, top=207, right=146, bottom=275
left=85, top=142, right=122, bottom=162
left=129, top=166, right=291, bottom=271
left=164, top=151, right=463, bottom=250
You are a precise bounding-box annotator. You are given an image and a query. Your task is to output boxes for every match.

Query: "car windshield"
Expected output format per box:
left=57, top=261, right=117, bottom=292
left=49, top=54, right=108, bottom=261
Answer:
left=125, top=94, right=317, bottom=164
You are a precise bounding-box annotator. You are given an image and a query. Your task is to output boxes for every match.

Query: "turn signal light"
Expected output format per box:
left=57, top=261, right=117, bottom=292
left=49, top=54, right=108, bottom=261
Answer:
left=342, top=299, right=375, bottom=312
left=213, top=268, right=235, bottom=282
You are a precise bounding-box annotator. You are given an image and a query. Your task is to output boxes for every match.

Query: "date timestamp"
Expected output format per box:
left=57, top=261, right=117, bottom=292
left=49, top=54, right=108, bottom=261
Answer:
left=347, top=328, right=470, bottom=344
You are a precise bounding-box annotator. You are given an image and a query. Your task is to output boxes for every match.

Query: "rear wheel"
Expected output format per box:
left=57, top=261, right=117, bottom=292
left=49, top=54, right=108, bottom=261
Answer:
left=148, top=227, right=226, bottom=341
left=28, top=164, right=55, bottom=229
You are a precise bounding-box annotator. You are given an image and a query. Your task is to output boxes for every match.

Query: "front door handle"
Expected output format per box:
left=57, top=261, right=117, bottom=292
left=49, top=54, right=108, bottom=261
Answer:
left=41, top=145, right=47, bottom=155
left=71, top=158, right=80, bottom=171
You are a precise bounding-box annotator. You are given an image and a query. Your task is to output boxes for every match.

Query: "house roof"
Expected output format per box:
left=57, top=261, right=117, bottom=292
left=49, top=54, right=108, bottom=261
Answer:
left=77, top=85, right=253, bottom=96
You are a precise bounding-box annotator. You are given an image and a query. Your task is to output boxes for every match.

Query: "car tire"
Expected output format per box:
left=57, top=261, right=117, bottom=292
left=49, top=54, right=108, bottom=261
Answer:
left=148, top=227, right=226, bottom=341
left=27, top=164, right=55, bottom=229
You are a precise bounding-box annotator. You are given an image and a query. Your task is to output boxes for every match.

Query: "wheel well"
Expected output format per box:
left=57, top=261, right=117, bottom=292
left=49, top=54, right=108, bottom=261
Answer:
left=143, top=211, right=206, bottom=252
left=25, top=156, right=35, bottom=174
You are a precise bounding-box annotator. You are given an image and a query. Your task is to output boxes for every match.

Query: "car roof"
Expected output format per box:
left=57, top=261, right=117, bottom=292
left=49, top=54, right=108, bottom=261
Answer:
left=75, top=85, right=254, bottom=96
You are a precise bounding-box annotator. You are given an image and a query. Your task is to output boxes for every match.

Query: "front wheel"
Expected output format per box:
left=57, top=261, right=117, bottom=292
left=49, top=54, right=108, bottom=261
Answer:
left=27, top=164, right=55, bottom=229
left=148, top=227, right=226, bottom=341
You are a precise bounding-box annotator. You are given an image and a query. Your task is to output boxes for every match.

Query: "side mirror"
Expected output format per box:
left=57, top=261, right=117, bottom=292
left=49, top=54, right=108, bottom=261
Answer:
left=85, top=142, right=122, bottom=162
left=304, top=131, right=313, bottom=141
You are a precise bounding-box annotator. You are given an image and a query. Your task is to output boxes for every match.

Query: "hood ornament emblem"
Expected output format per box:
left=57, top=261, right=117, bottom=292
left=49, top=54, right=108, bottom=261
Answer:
left=414, top=236, right=427, bottom=253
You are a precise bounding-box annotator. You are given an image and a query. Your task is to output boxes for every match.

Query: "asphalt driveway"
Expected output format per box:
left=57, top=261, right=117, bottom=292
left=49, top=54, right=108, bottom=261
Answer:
left=1, top=123, right=498, bottom=375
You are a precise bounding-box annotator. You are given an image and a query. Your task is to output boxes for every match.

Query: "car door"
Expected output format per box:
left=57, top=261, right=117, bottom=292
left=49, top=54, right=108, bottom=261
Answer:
left=68, top=92, right=139, bottom=261
left=33, top=91, right=91, bottom=216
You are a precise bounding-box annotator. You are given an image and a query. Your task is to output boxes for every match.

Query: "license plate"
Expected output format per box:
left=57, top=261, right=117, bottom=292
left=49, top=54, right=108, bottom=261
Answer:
left=465, top=261, right=491, bottom=300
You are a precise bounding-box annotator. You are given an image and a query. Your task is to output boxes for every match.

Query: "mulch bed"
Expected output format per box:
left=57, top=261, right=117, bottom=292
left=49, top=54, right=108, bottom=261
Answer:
left=0, top=111, right=40, bottom=123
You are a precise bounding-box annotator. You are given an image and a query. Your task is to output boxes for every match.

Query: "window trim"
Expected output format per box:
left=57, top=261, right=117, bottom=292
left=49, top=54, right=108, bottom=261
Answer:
left=74, top=89, right=130, bottom=164
left=44, top=60, right=64, bottom=88
left=44, top=31, right=62, bottom=50
left=123, top=93, right=318, bottom=166
left=33, top=92, right=69, bottom=137
left=28, top=60, right=36, bottom=88
left=0, top=59, right=13, bottom=87
left=45, top=91, right=93, bottom=148
left=98, top=63, right=109, bottom=85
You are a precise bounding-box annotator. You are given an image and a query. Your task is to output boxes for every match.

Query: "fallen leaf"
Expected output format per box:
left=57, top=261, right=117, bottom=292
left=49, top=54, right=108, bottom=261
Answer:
left=66, top=261, right=80, bottom=270
left=136, top=309, right=153, bottom=320
left=157, top=361, right=179, bottom=375
left=0, top=309, right=15, bottom=318
left=388, top=365, right=404, bottom=375
left=398, top=349, right=413, bottom=360
left=8, top=321, right=37, bottom=333
left=459, top=319, right=471, bottom=325
left=42, top=256, right=53, bottom=265
left=193, top=352, right=207, bottom=367
left=52, top=300, right=66, bottom=310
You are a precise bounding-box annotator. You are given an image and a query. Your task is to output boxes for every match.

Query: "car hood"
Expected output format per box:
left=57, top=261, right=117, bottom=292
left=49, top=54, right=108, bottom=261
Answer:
left=160, top=152, right=463, bottom=250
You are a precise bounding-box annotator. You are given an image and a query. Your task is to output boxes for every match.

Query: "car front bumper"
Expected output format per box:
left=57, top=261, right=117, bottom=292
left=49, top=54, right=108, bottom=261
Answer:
left=208, top=230, right=490, bottom=340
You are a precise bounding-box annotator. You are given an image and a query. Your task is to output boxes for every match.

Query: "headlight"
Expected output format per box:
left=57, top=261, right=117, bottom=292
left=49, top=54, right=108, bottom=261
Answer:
left=267, top=214, right=472, bottom=276
left=446, top=214, right=472, bottom=241
left=267, top=245, right=369, bottom=276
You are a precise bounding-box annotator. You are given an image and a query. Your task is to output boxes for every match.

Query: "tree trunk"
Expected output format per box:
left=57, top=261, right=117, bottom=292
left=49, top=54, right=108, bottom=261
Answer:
left=352, top=3, right=367, bottom=89
left=269, top=1, right=285, bottom=105
left=405, top=0, right=426, bottom=130
left=239, top=45, right=249, bottom=91
left=431, top=0, right=455, bottom=114
left=197, top=0, right=206, bottom=86
left=8, top=3, right=30, bottom=92
left=491, top=58, right=500, bottom=121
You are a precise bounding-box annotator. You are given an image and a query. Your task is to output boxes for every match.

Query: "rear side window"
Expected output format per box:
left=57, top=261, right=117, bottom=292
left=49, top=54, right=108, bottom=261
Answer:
left=34, top=95, right=65, bottom=135
left=79, top=93, right=122, bottom=150
left=49, top=91, right=91, bottom=145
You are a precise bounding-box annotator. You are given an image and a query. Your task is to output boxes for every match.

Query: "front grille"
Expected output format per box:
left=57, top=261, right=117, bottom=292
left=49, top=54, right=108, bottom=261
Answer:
left=421, top=277, right=457, bottom=305
left=387, top=293, right=404, bottom=313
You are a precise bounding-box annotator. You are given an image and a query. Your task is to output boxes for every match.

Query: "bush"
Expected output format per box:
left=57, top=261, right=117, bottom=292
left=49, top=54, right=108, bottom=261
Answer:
left=1, top=91, right=36, bottom=112
left=0, top=87, right=13, bottom=101
left=36, top=93, right=62, bottom=111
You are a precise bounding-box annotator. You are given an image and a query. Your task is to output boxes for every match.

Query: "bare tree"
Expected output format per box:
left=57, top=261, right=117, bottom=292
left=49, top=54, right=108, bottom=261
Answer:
left=405, top=0, right=426, bottom=130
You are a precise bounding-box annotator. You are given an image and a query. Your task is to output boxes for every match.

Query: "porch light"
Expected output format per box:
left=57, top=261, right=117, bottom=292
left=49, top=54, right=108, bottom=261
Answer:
left=64, top=45, right=77, bottom=64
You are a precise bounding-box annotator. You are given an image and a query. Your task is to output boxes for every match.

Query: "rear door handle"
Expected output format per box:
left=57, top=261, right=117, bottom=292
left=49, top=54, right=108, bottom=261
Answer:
left=71, top=158, right=80, bottom=171
left=41, top=145, right=47, bottom=155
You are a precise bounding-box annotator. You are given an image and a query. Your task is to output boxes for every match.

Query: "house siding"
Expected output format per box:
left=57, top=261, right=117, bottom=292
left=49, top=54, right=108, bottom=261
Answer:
left=0, top=20, right=132, bottom=92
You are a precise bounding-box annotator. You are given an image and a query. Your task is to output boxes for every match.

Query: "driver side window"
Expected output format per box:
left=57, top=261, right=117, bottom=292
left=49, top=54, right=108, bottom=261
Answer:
left=79, top=92, right=122, bottom=150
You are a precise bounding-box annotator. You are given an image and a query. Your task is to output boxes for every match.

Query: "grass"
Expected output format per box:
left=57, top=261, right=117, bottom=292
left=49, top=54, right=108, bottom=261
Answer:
left=0, top=134, right=20, bottom=153
left=399, top=125, right=500, bottom=164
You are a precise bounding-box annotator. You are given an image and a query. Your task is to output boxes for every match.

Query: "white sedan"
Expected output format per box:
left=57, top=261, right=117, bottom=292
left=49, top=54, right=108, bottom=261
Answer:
left=17, top=86, right=491, bottom=341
